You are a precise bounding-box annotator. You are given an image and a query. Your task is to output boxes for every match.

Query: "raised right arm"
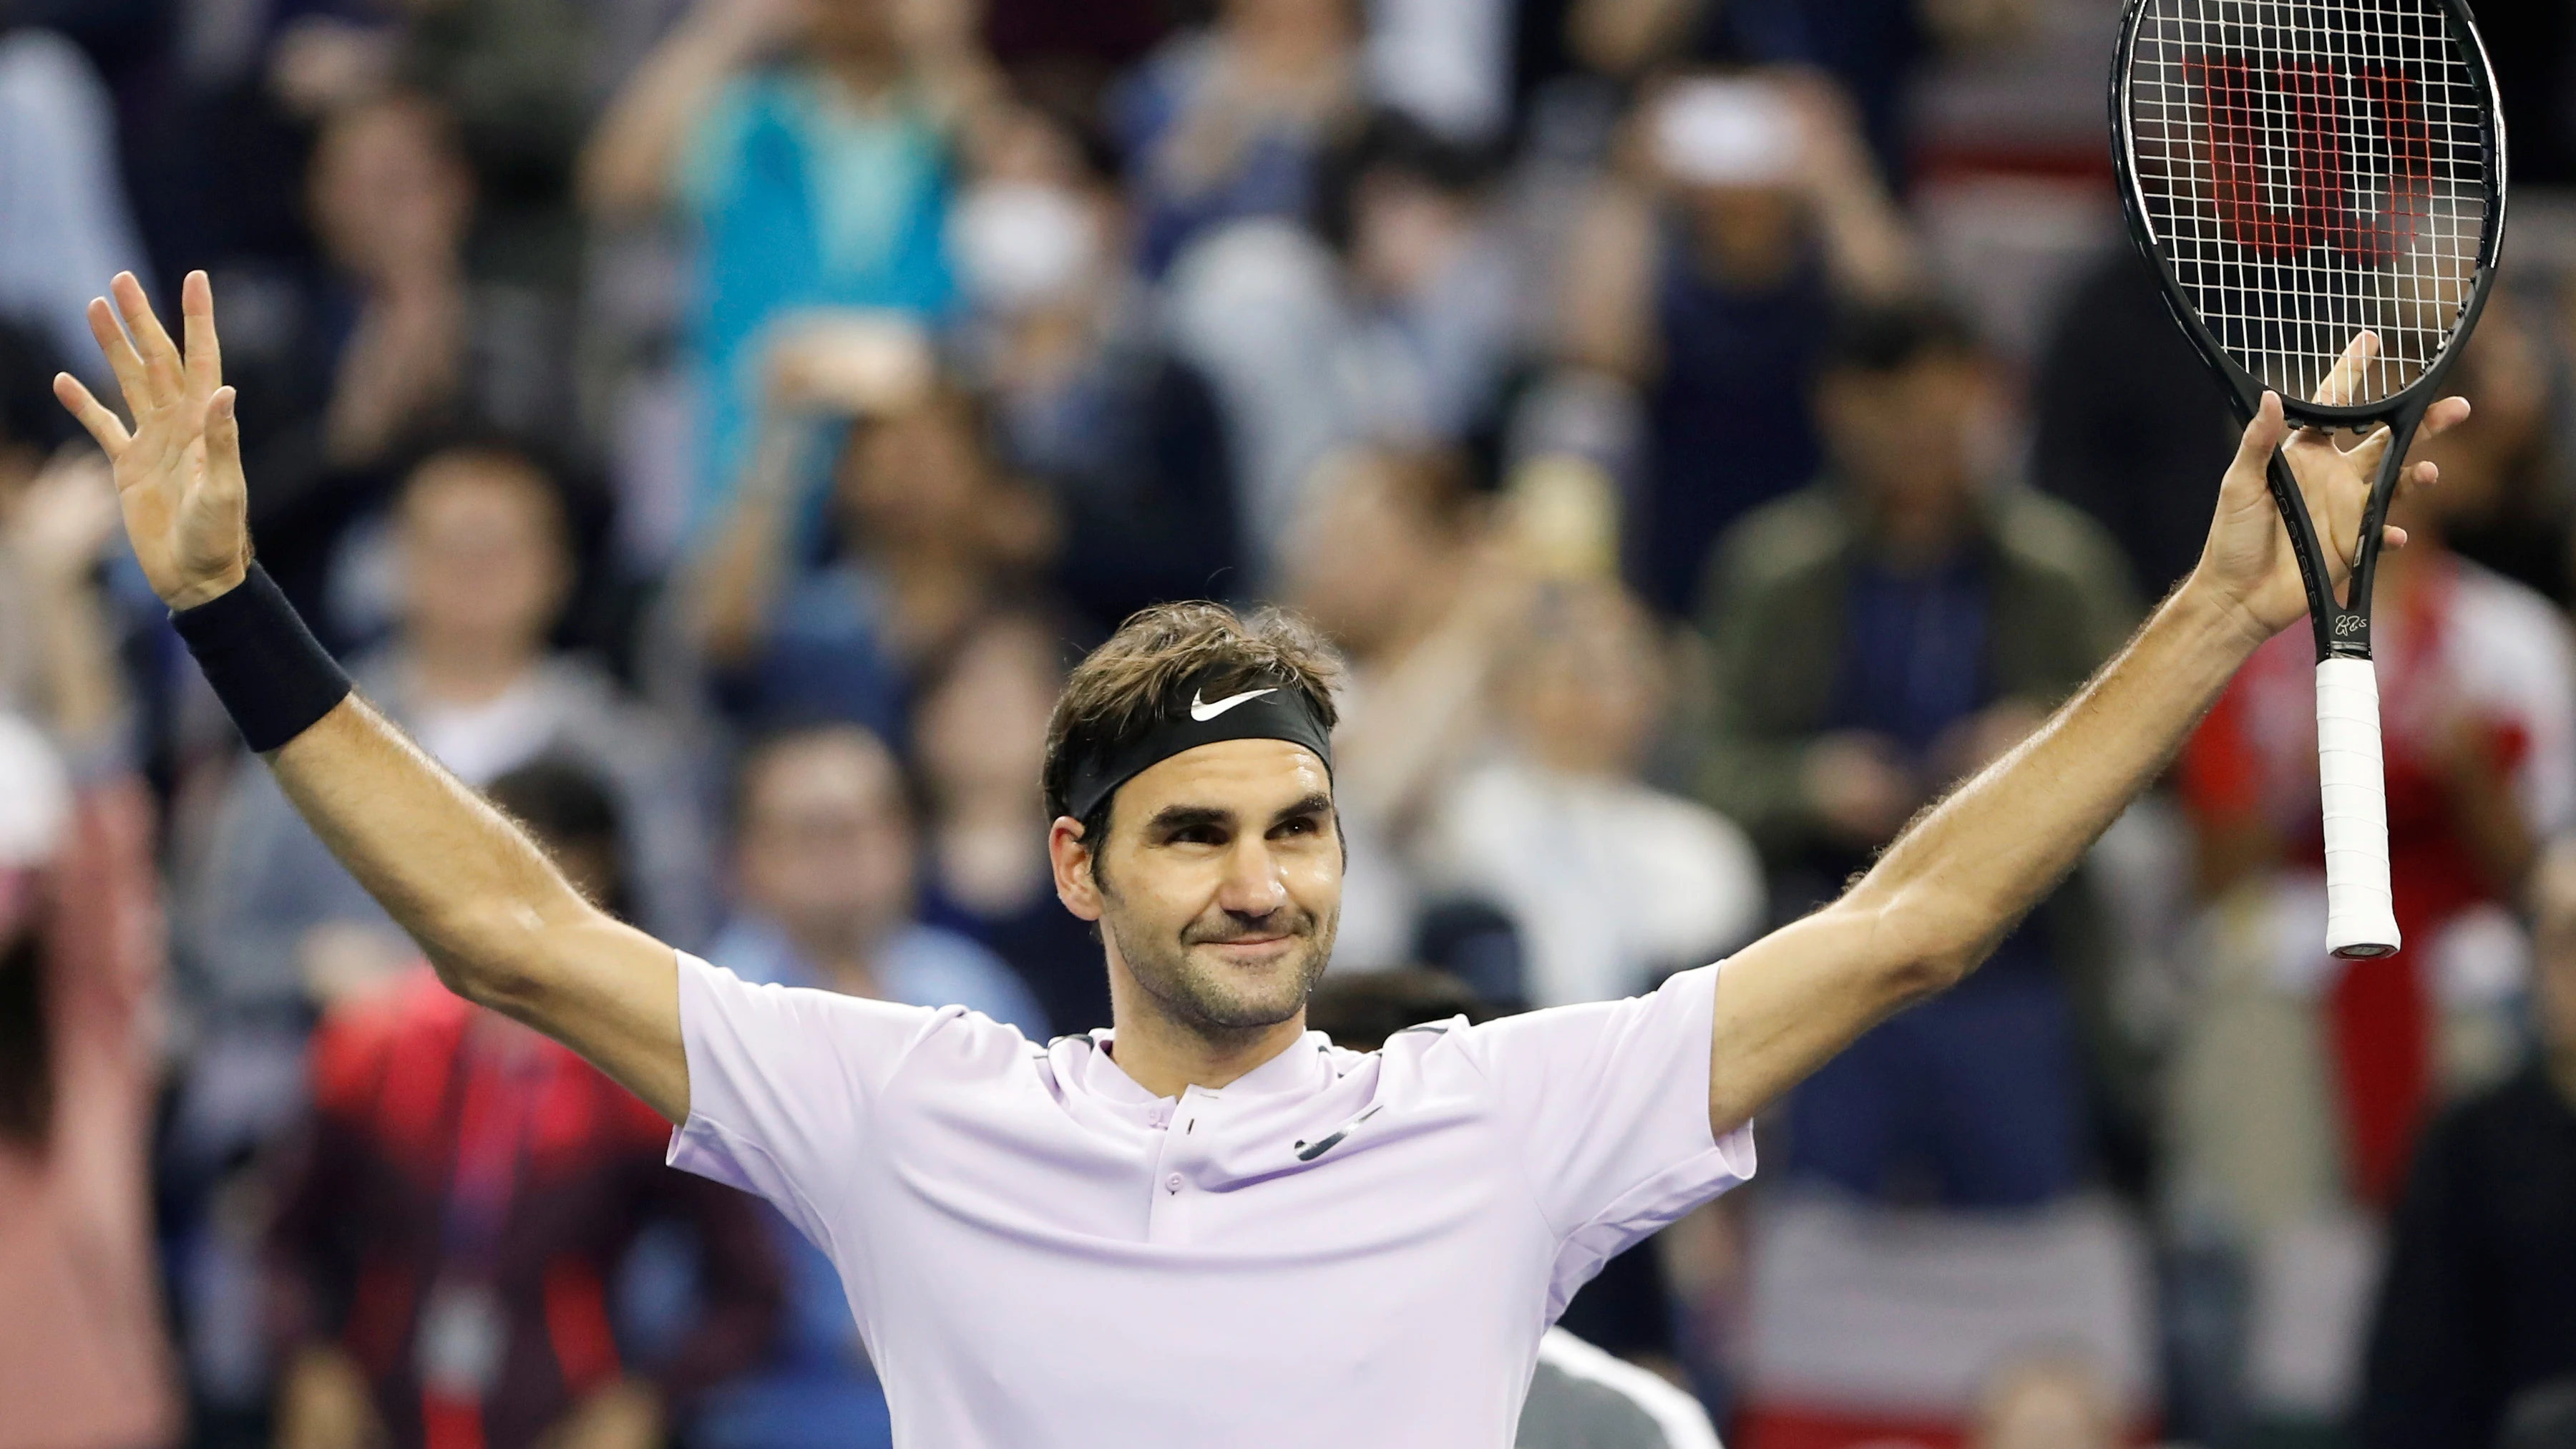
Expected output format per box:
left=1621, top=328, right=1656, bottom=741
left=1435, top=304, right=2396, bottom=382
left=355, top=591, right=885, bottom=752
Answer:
left=54, top=272, right=689, bottom=1121
left=579, top=0, right=780, bottom=219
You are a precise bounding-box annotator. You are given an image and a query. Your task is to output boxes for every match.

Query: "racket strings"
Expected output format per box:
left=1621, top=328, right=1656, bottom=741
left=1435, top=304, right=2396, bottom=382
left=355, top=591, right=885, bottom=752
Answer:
left=2125, top=0, right=2489, bottom=406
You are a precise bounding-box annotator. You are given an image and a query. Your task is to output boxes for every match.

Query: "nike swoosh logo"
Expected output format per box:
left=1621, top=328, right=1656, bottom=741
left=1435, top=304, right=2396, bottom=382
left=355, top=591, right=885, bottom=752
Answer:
left=1190, top=687, right=1278, bottom=722
left=1294, top=1104, right=1382, bottom=1162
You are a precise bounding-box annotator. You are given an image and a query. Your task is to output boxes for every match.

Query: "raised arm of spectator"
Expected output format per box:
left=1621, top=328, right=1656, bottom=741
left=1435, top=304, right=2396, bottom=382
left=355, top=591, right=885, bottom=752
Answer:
left=580, top=0, right=792, bottom=218
left=1780, top=74, right=1918, bottom=300
left=5, top=449, right=125, bottom=748
left=53, top=273, right=691, bottom=1122
left=683, top=416, right=809, bottom=671
left=1701, top=337, right=2469, bottom=1135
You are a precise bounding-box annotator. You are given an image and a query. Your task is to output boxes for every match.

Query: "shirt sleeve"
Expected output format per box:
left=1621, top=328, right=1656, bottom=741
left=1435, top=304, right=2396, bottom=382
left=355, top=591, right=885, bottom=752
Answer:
left=665, top=952, right=940, bottom=1249
left=1452, top=965, right=1755, bottom=1301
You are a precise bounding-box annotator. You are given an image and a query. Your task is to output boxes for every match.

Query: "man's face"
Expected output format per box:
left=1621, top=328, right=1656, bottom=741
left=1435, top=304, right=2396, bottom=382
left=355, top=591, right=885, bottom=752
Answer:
left=1816, top=353, right=1989, bottom=518
left=1281, top=454, right=1448, bottom=658
left=738, top=732, right=916, bottom=947
left=838, top=402, right=987, bottom=550
left=1056, top=740, right=1342, bottom=1035
left=309, top=99, right=471, bottom=282
left=397, top=457, right=568, bottom=662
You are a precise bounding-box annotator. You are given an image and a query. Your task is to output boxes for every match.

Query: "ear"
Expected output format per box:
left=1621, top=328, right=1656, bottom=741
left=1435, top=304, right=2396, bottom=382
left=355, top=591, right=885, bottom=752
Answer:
left=1049, top=816, right=1103, bottom=921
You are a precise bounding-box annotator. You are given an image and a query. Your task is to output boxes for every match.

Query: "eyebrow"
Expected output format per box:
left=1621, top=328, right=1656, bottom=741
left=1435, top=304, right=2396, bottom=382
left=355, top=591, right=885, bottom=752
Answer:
left=1272, top=793, right=1334, bottom=827
left=1141, top=793, right=1335, bottom=838
left=1143, top=804, right=1232, bottom=836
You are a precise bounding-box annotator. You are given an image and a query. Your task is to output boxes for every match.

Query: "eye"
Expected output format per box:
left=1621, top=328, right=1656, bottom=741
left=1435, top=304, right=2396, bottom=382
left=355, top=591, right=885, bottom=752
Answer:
left=1274, top=816, right=1321, bottom=839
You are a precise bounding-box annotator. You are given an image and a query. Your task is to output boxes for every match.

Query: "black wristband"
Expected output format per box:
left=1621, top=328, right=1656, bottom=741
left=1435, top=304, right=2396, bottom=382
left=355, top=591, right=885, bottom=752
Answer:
left=170, top=563, right=353, bottom=753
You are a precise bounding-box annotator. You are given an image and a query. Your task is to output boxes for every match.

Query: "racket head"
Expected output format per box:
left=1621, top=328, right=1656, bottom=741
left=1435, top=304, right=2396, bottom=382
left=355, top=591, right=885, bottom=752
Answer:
left=2110, top=0, right=2507, bottom=428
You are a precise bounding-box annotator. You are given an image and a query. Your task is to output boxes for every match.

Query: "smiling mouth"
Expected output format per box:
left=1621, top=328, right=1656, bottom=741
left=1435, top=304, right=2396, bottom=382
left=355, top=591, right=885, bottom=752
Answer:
left=1195, top=934, right=1297, bottom=959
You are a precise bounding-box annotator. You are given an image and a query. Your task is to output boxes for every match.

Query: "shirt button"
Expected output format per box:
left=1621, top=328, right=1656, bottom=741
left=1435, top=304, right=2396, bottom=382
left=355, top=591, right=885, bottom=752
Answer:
left=1165, top=1173, right=1184, bottom=1194
left=1147, top=1108, right=1169, bottom=1128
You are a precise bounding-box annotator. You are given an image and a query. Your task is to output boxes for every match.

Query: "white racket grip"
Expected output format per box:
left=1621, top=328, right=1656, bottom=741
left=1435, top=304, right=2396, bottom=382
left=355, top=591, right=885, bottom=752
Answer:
left=2315, top=657, right=2400, bottom=958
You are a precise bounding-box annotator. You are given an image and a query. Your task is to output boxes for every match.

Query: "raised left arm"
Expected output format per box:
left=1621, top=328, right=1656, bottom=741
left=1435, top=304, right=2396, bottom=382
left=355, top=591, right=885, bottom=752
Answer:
left=1702, top=341, right=2469, bottom=1134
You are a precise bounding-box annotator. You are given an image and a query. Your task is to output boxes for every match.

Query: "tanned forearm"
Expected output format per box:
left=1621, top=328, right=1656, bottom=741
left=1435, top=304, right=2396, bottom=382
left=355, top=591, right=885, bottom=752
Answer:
left=1705, top=581, right=2261, bottom=1128
left=54, top=272, right=693, bottom=1126
left=1845, top=582, right=2255, bottom=975
left=270, top=697, right=688, bottom=1119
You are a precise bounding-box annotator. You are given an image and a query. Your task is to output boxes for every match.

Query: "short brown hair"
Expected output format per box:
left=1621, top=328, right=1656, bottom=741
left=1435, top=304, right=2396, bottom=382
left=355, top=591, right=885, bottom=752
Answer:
left=1041, top=602, right=1343, bottom=833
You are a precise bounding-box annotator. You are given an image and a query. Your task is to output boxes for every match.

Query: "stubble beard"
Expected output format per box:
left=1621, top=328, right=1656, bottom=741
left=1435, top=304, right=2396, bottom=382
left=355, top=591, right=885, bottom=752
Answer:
left=1103, top=897, right=1340, bottom=1038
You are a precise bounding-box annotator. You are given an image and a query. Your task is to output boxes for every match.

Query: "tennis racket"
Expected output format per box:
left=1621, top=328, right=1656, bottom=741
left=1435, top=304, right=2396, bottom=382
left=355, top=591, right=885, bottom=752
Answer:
left=2111, top=0, right=2507, bottom=958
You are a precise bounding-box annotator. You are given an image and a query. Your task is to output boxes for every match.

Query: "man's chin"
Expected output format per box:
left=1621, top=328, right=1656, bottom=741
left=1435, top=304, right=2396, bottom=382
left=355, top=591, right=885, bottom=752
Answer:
left=1171, top=948, right=1326, bottom=1030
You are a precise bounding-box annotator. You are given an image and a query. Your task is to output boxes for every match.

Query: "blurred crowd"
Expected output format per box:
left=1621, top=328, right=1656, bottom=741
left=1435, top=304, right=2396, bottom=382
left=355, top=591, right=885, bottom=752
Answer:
left=5, top=1, right=2576, bottom=1448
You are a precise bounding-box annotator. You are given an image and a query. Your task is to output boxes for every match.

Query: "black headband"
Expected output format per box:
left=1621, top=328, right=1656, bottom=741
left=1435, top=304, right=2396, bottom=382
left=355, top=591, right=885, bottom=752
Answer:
left=1064, top=673, right=1335, bottom=823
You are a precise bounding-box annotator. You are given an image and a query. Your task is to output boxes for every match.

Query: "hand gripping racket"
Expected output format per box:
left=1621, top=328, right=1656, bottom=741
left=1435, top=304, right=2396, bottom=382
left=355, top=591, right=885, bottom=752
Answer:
left=2112, top=0, right=2507, bottom=958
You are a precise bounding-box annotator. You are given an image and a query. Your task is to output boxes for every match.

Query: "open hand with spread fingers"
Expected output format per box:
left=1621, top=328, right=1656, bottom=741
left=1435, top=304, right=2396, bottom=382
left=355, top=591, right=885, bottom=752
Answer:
left=51, top=270, right=252, bottom=610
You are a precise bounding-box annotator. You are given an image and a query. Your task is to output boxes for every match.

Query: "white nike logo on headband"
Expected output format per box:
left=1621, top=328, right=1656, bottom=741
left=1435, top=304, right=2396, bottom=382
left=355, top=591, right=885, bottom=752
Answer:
left=1189, top=687, right=1277, bottom=721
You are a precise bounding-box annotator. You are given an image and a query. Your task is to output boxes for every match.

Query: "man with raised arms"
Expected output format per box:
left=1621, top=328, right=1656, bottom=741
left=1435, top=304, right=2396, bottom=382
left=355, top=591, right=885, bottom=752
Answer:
left=57, top=273, right=2462, bottom=1447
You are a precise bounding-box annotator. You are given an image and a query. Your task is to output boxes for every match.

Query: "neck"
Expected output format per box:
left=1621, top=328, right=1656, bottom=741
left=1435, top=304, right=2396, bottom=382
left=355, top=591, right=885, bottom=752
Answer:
left=376, top=263, right=463, bottom=308
left=783, top=916, right=890, bottom=997
left=1865, top=492, right=1976, bottom=572
left=932, top=793, right=1051, bottom=910
left=409, top=640, right=538, bottom=706
left=821, top=48, right=904, bottom=102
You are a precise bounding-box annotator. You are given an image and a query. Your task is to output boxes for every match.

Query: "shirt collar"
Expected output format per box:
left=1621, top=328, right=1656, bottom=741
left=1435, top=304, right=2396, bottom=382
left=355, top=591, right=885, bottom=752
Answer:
left=1067, top=1026, right=1337, bottom=1107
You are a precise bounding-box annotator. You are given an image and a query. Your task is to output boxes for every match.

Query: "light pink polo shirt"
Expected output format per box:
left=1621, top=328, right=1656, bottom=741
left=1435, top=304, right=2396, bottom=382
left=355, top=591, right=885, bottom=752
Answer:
left=668, top=952, right=1754, bottom=1448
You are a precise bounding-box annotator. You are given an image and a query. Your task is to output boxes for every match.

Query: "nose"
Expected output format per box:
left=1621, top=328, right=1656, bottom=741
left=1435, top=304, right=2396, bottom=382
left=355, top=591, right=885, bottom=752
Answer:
left=1213, top=834, right=1288, bottom=920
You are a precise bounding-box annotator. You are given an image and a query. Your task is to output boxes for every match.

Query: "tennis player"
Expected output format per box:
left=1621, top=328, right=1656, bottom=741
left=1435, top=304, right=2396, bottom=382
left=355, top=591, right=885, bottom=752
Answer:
left=59, top=273, right=2464, bottom=1447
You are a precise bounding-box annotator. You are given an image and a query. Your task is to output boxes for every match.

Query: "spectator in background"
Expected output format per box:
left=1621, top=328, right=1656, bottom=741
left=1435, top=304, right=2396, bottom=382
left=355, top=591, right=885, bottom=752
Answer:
left=265, top=758, right=779, bottom=1449
left=0, top=444, right=177, bottom=1449
left=1311, top=108, right=1520, bottom=449
left=2180, top=312, right=2576, bottom=1211
left=0, top=318, right=83, bottom=713
left=190, top=444, right=713, bottom=1031
left=1696, top=0, right=2037, bottom=192
left=912, top=610, right=1111, bottom=1035
left=955, top=102, right=1243, bottom=631
left=1420, top=578, right=1762, bottom=1008
left=0, top=24, right=154, bottom=390
left=583, top=0, right=997, bottom=525
left=706, top=724, right=1043, bottom=1035
left=2028, top=246, right=2239, bottom=600
left=1558, top=69, right=1914, bottom=614
left=1281, top=446, right=1523, bottom=972
left=2424, top=298, right=2567, bottom=607
left=1694, top=296, right=2137, bottom=1207
left=400, top=0, right=648, bottom=296
left=1159, top=104, right=1520, bottom=586
left=684, top=351, right=1056, bottom=738
left=696, top=723, right=1040, bottom=1449
left=2359, top=839, right=2576, bottom=1449
left=245, top=91, right=588, bottom=629
left=1113, top=0, right=1361, bottom=276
